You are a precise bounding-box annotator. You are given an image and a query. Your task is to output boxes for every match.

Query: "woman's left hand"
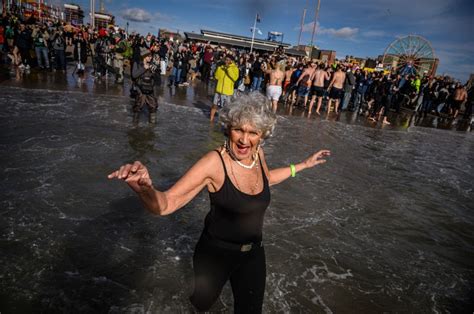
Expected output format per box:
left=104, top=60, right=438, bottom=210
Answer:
left=303, top=150, right=331, bottom=168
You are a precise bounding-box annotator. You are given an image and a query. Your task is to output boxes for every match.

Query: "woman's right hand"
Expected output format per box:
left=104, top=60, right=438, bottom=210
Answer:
left=107, top=161, right=153, bottom=194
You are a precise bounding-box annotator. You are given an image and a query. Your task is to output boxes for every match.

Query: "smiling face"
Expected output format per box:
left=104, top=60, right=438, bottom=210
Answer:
left=228, top=122, right=262, bottom=162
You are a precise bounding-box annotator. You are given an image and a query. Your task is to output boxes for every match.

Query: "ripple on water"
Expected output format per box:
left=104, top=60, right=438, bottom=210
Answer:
left=1, top=86, right=473, bottom=312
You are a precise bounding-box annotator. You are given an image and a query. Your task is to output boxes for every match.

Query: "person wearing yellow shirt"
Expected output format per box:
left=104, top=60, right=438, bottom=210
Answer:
left=411, top=75, right=421, bottom=94
left=210, top=55, right=239, bottom=122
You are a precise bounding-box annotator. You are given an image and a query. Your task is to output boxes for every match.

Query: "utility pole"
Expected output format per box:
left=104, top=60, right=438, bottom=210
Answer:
left=310, top=0, right=321, bottom=47
left=297, top=0, right=309, bottom=48
left=250, top=13, right=258, bottom=53
left=90, top=0, right=95, bottom=29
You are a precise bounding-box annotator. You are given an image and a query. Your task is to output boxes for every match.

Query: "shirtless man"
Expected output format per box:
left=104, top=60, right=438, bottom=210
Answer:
left=451, top=83, right=467, bottom=119
left=265, top=60, right=285, bottom=113
left=283, top=64, right=294, bottom=98
left=327, top=65, right=346, bottom=114
left=308, top=63, right=330, bottom=115
left=295, top=60, right=317, bottom=108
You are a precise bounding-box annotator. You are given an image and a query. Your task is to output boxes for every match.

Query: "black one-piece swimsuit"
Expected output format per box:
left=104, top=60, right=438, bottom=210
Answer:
left=190, top=151, right=271, bottom=313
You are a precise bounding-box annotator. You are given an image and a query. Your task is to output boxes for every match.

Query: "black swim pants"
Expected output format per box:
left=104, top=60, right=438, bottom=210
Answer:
left=189, top=233, right=266, bottom=313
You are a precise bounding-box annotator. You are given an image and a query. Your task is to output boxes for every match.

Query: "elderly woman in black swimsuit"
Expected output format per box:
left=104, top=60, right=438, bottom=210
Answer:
left=108, top=92, right=330, bottom=313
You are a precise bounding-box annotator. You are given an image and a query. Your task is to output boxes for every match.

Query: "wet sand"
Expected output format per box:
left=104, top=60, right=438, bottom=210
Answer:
left=1, top=63, right=472, bottom=132
left=1, top=63, right=473, bottom=312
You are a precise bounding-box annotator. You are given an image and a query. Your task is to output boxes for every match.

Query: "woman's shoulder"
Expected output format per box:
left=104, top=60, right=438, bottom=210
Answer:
left=199, top=149, right=224, bottom=166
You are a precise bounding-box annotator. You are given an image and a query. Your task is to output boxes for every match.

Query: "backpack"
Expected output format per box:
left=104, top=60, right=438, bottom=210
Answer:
left=138, top=70, right=155, bottom=95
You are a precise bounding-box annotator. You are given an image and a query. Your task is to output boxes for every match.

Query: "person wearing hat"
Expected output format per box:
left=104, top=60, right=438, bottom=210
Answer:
left=131, top=48, right=159, bottom=123
left=112, top=33, right=126, bottom=83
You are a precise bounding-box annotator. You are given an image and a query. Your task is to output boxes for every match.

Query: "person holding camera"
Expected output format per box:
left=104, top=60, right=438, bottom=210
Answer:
left=51, top=28, right=66, bottom=72
left=210, top=54, right=239, bottom=122
left=131, top=48, right=159, bottom=123
left=32, top=24, right=50, bottom=70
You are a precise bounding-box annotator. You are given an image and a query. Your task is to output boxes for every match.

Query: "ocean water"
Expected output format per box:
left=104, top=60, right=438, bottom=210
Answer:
left=0, top=86, right=473, bottom=313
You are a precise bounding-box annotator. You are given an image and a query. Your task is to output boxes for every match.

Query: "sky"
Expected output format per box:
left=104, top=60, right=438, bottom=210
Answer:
left=68, top=0, right=473, bottom=82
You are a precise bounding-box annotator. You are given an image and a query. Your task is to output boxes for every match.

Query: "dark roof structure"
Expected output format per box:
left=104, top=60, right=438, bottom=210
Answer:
left=184, top=29, right=306, bottom=57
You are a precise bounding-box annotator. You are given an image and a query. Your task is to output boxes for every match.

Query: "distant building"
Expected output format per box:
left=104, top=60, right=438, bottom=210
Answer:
left=294, top=45, right=318, bottom=54
left=158, top=29, right=184, bottom=42
left=19, top=1, right=61, bottom=21
left=184, top=29, right=306, bottom=57
left=310, top=48, right=336, bottom=64
left=94, top=12, right=114, bottom=29
left=64, top=3, right=84, bottom=25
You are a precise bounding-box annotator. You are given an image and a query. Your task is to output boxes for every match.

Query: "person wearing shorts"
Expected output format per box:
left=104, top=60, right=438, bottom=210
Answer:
left=213, top=93, right=232, bottom=108
left=210, top=55, right=239, bottom=122
left=298, top=85, right=310, bottom=97
left=329, top=87, right=344, bottom=100
left=308, top=64, right=330, bottom=115
left=448, top=83, right=467, bottom=119
left=326, top=65, right=346, bottom=114
left=295, top=61, right=317, bottom=108
left=264, top=60, right=285, bottom=113
left=282, top=65, right=293, bottom=96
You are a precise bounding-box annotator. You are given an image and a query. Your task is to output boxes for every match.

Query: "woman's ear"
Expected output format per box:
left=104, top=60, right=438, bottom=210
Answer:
left=223, top=127, right=230, bottom=137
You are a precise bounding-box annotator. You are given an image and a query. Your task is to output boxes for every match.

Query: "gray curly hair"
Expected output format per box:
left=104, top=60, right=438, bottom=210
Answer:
left=219, top=92, right=277, bottom=139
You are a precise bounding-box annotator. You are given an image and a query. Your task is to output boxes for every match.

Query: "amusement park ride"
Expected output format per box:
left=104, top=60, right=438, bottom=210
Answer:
left=294, top=1, right=439, bottom=78
left=382, top=35, right=439, bottom=77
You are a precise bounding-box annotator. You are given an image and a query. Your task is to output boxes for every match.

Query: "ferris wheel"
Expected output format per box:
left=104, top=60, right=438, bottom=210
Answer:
left=382, top=35, right=436, bottom=76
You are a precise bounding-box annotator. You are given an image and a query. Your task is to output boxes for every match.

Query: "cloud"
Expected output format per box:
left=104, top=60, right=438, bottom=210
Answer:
left=298, top=22, right=359, bottom=39
left=297, top=21, right=316, bottom=32
left=363, top=30, right=387, bottom=37
left=321, top=27, right=359, bottom=38
left=122, top=8, right=152, bottom=23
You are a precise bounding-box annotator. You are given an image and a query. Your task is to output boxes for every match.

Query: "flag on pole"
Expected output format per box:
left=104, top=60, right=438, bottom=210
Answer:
left=251, top=27, right=263, bottom=35
left=256, top=13, right=261, bottom=23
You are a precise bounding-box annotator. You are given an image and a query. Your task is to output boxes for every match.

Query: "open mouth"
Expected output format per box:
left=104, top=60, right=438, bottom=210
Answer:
left=235, top=144, right=250, bottom=156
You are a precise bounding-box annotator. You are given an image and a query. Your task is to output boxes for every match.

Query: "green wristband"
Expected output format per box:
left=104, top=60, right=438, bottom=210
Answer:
left=290, top=164, right=296, bottom=178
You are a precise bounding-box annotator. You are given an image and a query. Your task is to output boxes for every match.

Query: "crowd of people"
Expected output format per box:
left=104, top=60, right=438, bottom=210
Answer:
left=1, top=10, right=472, bottom=125
left=1, top=7, right=472, bottom=313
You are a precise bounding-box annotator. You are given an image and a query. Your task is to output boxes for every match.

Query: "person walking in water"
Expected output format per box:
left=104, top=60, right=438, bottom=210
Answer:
left=131, top=48, right=159, bottom=123
left=108, top=93, right=330, bottom=313
left=265, top=59, right=285, bottom=113
left=308, top=63, right=330, bottom=116
left=295, top=60, right=317, bottom=109
left=210, top=54, right=239, bottom=122
left=327, top=65, right=346, bottom=114
left=451, top=83, right=467, bottom=119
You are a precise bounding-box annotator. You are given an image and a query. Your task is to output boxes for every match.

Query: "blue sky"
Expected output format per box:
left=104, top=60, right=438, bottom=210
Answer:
left=69, top=0, right=473, bottom=81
